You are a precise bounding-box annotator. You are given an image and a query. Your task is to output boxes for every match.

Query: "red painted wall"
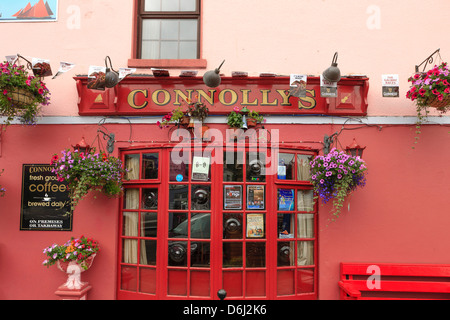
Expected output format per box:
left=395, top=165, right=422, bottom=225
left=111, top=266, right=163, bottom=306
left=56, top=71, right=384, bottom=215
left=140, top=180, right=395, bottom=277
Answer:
left=0, top=122, right=449, bottom=300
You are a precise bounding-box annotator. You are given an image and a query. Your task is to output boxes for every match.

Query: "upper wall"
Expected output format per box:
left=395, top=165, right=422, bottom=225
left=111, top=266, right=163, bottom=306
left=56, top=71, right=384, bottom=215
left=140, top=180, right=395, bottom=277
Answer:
left=1, top=0, right=449, bottom=117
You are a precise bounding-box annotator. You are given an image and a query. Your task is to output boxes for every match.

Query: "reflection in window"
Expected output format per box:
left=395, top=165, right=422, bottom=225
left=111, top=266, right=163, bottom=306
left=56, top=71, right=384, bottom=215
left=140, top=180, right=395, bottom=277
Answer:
left=169, top=185, right=188, bottom=210
left=170, top=149, right=189, bottom=182
left=223, top=213, right=243, bottom=239
left=246, top=152, right=265, bottom=182
left=141, top=212, right=158, bottom=238
left=223, top=242, right=242, bottom=267
left=246, top=242, right=265, bottom=268
left=223, top=151, right=243, bottom=182
left=191, top=185, right=210, bottom=210
left=190, top=213, right=210, bottom=239
left=125, top=154, right=140, bottom=180
left=191, top=242, right=210, bottom=267
left=168, top=212, right=188, bottom=238
left=278, top=153, right=295, bottom=180
left=142, top=153, right=158, bottom=179
left=142, top=188, right=158, bottom=210
left=140, top=240, right=157, bottom=265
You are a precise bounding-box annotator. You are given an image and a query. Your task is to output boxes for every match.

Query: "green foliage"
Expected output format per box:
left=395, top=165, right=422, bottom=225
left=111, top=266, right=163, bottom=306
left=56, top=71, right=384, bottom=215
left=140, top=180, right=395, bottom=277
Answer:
left=227, top=111, right=244, bottom=128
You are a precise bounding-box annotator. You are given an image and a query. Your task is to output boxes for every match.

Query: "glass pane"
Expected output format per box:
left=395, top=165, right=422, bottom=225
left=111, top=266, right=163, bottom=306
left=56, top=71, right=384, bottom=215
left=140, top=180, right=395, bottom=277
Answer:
left=223, top=242, right=242, bottom=267
left=278, top=188, right=294, bottom=211
left=142, top=20, right=160, bottom=40
left=246, top=186, right=265, bottom=210
left=161, top=41, right=178, bottom=59
left=168, top=241, right=188, bottom=266
left=192, top=154, right=211, bottom=181
left=224, top=185, right=243, bottom=210
left=297, top=190, right=314, bottom=212
left=122, top=239, right=138, bottom=264
left=297, top=241, right=314, bottom=266
left=123, top=212, right=138, bottom=236
left=278, top=242, right=294, bottom=267
left=278, top=213, right=294, bottom=239
left=179, top=41, right=197, bottom=59
left=297, top=154, right=312, bottom=181
left=125, top=154, right=140, bottom=180
left=191, top=185, right=210, bottom=210
left=223, top=213, right=243, bottom=239
left=124, top=188, right=139, bottom=209
left=142, top=188, right=158, bottom=210
left=142, top=40, right=159, bottom=59
left=141, top=212, right=158, bottom=237
left=140, top=240, right=157, bottom=265
left=297, top=214, right=315, bottom=238
left=298, top=268, right=315, bottom=293
left=180, top=20, right=197, bottom=40
left=168, top=212, right=188, bottom=237
left=161, top=20, right=179, bottom=40
left=140, top=267, right=156, bottom=294
left=223, top=151, right=243, bottom=181
left=142, top=153, right=159, bottom=179
left=191, top=213, right=210, bottom=239
left=170, top=149, right=189, bottom=182
left=169, top=185, right=188, bottom=210
left=247, top=152, right=265, bottom=182
left=145, top=0, right=196, bottom=11
left=278, top=153, right=295, bottom=180
left=246, top=242, right=265, bottom=268
left=191, top=242, right=210, bottom=267
left=121, top=266, right=137, bottom=291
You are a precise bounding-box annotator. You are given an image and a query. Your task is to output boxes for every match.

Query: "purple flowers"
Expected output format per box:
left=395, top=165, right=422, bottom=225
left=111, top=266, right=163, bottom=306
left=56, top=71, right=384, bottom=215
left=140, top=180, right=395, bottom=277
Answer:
left=310, top=148, right=367, bottom=218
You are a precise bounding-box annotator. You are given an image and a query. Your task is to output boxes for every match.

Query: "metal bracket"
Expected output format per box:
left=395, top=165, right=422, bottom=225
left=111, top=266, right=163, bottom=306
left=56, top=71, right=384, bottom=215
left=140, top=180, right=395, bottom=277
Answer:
left=415, top=48, right=441, bottom=73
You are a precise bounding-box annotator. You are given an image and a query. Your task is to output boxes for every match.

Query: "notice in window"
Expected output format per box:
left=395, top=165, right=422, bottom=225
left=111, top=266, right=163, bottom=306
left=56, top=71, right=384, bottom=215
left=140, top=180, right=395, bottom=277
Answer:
left=20, top=164, right=72, bottom=231
left=247, top=214, right=265, bottom=238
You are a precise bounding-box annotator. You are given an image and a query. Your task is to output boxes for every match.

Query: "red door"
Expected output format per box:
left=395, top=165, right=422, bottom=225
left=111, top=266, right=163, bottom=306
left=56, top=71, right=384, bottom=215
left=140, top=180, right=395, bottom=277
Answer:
left=117, top=143, right=317, bottom=299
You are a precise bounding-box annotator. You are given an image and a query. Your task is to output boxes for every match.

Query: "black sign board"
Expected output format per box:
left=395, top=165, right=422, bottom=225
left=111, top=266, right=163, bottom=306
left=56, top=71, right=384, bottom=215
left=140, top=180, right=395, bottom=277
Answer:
left=20, top=164, right=72, bottom=231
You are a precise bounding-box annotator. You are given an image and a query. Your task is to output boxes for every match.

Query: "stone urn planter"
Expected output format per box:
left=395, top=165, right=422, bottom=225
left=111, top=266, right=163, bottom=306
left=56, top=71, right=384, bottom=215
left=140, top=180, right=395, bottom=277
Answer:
left=57, top=254, right=96, bottom=290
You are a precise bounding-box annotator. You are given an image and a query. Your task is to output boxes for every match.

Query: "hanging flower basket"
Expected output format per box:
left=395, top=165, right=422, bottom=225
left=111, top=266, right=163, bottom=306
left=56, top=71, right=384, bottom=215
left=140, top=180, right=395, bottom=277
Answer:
left=0, top=61, right=51, bottom=125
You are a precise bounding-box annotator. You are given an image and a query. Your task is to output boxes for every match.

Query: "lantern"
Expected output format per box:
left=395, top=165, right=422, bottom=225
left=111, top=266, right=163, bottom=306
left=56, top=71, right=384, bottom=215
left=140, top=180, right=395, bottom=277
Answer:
left=203, top=60, right=225, bottom=88
left=345, top=138, right=366, bottom=158
left=72, top=137, right=90, bottom=153
left=322, top=52, right=341, bottom=82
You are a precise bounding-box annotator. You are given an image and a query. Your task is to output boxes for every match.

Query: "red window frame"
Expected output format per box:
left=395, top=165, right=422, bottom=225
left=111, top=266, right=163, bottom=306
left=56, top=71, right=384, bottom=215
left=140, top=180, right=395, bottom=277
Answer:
left=117, top=144, right=318, bottom=300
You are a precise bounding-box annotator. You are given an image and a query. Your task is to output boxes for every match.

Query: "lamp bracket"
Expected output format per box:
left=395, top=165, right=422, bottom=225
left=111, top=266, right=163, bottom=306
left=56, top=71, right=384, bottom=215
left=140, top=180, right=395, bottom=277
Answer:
left=415, top=48, right=441, bottom=73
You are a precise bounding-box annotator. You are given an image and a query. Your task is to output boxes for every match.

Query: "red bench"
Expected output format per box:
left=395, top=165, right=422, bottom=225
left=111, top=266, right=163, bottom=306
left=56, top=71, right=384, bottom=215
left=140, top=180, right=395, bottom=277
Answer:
left=339, top=262, right=450, bottom=300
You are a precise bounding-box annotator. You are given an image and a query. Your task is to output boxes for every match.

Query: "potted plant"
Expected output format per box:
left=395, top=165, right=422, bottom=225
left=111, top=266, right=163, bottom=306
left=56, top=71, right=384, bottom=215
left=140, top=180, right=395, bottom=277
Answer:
left=0, top=61, right=51, bottom=126
left=157, top=107, right=189, bottom=129
left=407, top=62, right=450, bottom=145
left=227, top=106, right=244, bottom=128
left=0, top=169, right=5, bottom=197
left=51, top=148, right=127, bottom=211
left=42, top=236, right=99, bottom=289
left=310, top=148, right=367, bottom=221
left=247, top=110, right=264, bottom=127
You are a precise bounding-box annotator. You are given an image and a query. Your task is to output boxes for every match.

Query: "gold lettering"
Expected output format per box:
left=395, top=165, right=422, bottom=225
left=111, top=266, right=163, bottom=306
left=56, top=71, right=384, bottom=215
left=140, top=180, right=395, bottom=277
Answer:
left=128, top=89, right=148, bottom=109
left=219, top=89, right=238, bottom=106
left=196, top=89, right=215, bottom=105
left=152, top=89, right=171, bottom=106
left=298, top=89, right=316, bottom=109
left=241, top=89, right=258, bottom=106
left=173, top=89, right=193, bottom=106
left=260, top=89, right=277, bottom=106
left=276, top=89, right=292, bottom=106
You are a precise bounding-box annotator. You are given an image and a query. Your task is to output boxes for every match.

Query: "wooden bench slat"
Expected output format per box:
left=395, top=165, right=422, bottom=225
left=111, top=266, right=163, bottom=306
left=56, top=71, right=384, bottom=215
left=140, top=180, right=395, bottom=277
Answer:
left=341, top=263, right=450, bottom=278
left=340, top=279, right=450, bottom=294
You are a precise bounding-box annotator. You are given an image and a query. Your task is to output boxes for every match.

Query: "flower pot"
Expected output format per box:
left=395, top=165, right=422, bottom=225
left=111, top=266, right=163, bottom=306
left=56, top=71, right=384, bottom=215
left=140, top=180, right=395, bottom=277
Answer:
left=180, top=115, right=190, bottom=127
left=10, top=88, right=34, bottom=108
left=247, top=118, right=257, bottom=127
left=426, top=96, right=450, bottom=111
left=56, top=254, right=96, bottom=290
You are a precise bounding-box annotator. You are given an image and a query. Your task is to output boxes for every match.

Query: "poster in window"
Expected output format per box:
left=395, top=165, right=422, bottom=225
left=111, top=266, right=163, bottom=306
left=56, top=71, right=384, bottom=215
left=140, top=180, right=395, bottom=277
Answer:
left=224, top=185, right=242, bottom=210
left=191, top=156, right=210, bottom=181
left=20, top=164, right=72, bottom=231
left=278, top=189, right=294, bottom=211
left=246, top=213, right=264, bottom=238
left=246, top=185, right=265, bottom=210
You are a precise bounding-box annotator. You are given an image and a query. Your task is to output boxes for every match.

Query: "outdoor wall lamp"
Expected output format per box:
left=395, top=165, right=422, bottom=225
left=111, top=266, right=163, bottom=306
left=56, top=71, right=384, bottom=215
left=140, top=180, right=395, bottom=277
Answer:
left=104, top=56, right=120, bottom=88
left=203, top=60, right=225, bottom=88
left=323, top=132, right=338, bottom=154
left=322, top=52, right=341, bottom=82
left=72, top=137, right=91, bottom=153
left=345, top=138, right=366, bottom=158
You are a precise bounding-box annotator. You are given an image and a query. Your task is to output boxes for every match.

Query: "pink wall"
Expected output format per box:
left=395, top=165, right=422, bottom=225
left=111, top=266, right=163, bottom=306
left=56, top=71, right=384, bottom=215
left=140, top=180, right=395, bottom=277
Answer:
left=1, top=122, right=449, bottom=299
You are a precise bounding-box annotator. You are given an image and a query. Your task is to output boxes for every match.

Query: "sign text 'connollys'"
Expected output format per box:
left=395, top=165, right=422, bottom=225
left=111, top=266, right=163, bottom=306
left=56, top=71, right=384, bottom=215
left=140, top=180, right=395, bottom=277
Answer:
left=75, top=76, right=369, bottom=116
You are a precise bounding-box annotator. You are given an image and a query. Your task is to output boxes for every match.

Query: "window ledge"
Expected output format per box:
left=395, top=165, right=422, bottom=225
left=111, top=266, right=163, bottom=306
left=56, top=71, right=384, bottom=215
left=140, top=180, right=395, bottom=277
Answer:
left=128, top=59, right=207, bottom=69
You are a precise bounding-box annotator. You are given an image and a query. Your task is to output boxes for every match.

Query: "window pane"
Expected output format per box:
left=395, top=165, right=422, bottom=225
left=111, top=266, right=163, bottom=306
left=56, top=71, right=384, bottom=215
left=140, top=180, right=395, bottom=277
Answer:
left=180, top=0, right=196, bottom=11
left=161, top=41, right=179, bottom=59
left=297, top=190, right=314, bottom=212
left=140, top=240, right=157, bottom=265
left=247, top=152, right=265, bottom=182
left=123, top=188, right=139, bottom=209
left=142, top=188, right=158, bottom=210
left=191, top=185, right=210, bottom=210
left=297, top=241, right=314, bottom=266
left=223, top=213, right=243, bottom=239
left=142, top=19, right=160, bottom=40
left=122, top=239, right=138, bottom=264
left=168, top=212, right=188, bottom=237
left=191, top=213, right=210, bottom=239
left=223, top=242, right=242, bottom=267
left=179, top=41, right=197, bottom=59
left=142, top=40, right=160, bottom=59
left=224, top=151, right=243, bottom=182
left=125, top=154, right=140, bottom=180
left=278, top=153, right=295, bottom=180
left=297, top=214, right=314, bottom=238
left=161, top=20, right=179, bottom=40
left=246, top=242, right=265, bottom=268
left=170, top=149, right=189, bottom=181
left=142, top=153, right=158, bottom=179
left=297, top=154, right=312, bottom=181
left=180, top=20, right=197, bottom=40
left=278, top=188, right=294, bottom=211
left=277, top=213, right=294, bottom=239
left=162, top=0, right=179, bottom=11
left=141, top=212, right=158, bottom=237
left=191, top=242, right=210, bottom=267
left=278, top=242, right=294, bottom=267
left=145, top=0, right=196, bottom=11
left=123, top=212, right=138, bottom=236
left=169, top=185, right=188, bottom=209
left=144, top=0, right=161, bottom=11
left=168, top=241, right=188, bottom=266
